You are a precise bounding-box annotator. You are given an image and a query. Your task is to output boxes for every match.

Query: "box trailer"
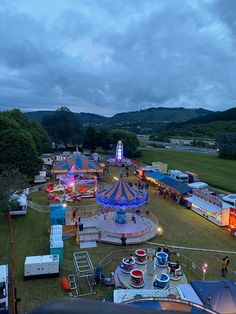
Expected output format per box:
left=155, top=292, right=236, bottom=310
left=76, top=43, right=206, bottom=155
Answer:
left=24, top=255, right=59, bottom=279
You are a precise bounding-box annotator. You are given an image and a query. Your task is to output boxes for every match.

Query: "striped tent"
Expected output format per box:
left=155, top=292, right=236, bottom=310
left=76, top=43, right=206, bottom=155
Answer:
left=96, top=174, right=148, bottom=207
left=52, top=155, right=102, bottom=174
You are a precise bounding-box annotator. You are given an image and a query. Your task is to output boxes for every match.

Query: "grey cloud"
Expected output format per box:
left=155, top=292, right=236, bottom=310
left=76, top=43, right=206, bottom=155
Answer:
left=0, top=0, right=235, bottom=115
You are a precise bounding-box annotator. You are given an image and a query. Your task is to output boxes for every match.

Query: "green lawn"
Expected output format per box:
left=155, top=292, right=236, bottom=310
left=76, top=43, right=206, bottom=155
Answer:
left=139, top=150, right=236, bottom=192
left=1, top=166, right=236, bottom=312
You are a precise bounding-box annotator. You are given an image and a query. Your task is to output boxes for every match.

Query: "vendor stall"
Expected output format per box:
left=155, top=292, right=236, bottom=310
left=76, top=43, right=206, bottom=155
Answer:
left=186, top=191, right=230, bottom=226
left=188, top=182, right=209, bottom=191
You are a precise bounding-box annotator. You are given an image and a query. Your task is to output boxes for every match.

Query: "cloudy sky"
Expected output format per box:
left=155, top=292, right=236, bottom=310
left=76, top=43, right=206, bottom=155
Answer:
left=0, top=0, right=235, bottom=116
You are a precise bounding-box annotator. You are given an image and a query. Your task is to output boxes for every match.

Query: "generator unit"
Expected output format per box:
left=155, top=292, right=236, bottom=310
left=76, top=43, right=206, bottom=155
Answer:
left=24, top=255, right=59, bottom=279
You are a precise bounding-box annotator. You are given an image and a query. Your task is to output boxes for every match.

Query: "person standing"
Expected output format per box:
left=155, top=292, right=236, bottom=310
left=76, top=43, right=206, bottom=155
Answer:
left=217, top=257, right=227, bottom=277
left=98, top=230, right=102, bottom=243
left=120, top=234, right=127, bottom=249
left=225, top=256, right=230, bottom=274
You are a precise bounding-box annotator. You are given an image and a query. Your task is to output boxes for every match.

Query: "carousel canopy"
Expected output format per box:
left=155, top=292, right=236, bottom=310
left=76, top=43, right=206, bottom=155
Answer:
left=96, top=174, right=148, bottom=207
left=52, top=154, right=102, bottom=173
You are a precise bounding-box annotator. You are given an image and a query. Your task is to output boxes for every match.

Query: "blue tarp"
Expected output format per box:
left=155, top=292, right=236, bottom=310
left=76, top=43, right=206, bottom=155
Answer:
left=159, top=177, right=192, bottom=195
left=145, top=172, right=166, bottom=181
left=146, top=172, right=192, bottom=195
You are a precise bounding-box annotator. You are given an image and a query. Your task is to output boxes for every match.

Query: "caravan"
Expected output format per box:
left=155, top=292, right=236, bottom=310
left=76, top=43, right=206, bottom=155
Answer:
left=168, top=170, right=189, bottom=183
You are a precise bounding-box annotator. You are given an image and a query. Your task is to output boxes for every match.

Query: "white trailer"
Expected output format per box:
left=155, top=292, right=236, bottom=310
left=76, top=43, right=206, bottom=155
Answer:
left=0, top=264, right=8, bottom=314
left=42, top=154, right=53, bottom=166
left=168, top=170, right=189, bottom=183
left=24, top=255, right=59, bottom=279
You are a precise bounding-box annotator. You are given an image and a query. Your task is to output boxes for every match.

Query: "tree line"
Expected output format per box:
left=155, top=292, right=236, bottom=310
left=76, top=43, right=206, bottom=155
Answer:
left=42, top=107, right=140, bottom=157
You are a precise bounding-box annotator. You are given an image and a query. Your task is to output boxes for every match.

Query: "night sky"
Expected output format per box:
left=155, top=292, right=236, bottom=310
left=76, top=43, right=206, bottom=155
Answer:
left=0, top=0, right=235, bottom=115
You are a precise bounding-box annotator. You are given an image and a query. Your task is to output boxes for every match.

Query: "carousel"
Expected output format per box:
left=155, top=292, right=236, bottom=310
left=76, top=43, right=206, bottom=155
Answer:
left=79, top=173, right=157, bottom=244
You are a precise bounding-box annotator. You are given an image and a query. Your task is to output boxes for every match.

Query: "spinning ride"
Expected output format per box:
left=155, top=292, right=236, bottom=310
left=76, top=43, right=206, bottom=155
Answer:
left=96, top=173, right=148, bottom=224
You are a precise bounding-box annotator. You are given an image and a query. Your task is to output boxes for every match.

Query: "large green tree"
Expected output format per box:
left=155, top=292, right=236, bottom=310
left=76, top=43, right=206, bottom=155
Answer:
left=111, top=130, right=140, bottom=157
left=83, top=126, right=97, bottom=151
left=5, top=109, right=50, bottom=154
left=41, top=107, right=82, bottom=147
left=216, top=132, right=236, bottom=160
left=95, top=129, right=111, bottom=151
left=0, top=116, right=42, bottom=177
left=0, top=112, right=44, bottom=178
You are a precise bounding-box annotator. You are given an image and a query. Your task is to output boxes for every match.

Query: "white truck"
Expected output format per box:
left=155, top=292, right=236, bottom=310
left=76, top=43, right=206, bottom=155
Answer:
left=24, top=255, right=59, bottom=279
left=168, top=170, right=189, bottom=183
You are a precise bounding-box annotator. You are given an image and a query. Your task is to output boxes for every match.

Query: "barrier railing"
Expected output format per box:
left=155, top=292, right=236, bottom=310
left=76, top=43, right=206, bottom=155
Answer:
left=27, top=200, right=100, bottom=217
left=68, top=204, right=99, bottom=218
left=99, top=247, right=202, bottom=279
left=27, top=200, right=50, bottom=213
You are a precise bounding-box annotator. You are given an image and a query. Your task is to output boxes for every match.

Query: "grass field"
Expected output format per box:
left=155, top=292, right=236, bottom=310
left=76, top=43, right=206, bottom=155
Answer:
left=1, top=166, right=236, bottom=312
left=139, top=150, right=236, bottom=192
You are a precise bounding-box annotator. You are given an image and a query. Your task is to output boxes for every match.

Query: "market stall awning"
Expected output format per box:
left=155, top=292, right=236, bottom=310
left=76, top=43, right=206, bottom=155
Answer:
left=52, top=155, right=102, bottom=173
left=186, top=196, right=222, bottom=213
left=145, top=172, right=166, bottom=181
left=159, top=177, right=192, bottom=195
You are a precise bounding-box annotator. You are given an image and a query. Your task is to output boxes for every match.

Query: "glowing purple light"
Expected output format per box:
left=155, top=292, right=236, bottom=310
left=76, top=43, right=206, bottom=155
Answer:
left=116, top=140, right=124, bottom=161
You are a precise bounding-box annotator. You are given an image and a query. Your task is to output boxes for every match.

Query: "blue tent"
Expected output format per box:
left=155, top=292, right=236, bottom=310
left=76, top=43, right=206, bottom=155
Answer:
left=159, top=177, right=192, bottom=195
left=191, top=280, right=236, bottom=314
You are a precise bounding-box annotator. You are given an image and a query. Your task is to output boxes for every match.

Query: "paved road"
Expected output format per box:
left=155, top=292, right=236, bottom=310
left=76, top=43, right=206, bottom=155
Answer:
left=139, top=144, right=218, bottom=155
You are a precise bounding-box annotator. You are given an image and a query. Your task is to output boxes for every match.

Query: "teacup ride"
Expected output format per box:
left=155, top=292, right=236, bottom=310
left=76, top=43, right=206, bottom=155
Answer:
left=120, top=257, right=135, bottom=274
left=130, top=269, right=144, bottom=288
left=135, top=249, right=147, bottom=265
left=168, top=263, right=183, bottom=281
left=155, top=252, right=168, bottom=268
left=153, top=273, right=170, bottom=290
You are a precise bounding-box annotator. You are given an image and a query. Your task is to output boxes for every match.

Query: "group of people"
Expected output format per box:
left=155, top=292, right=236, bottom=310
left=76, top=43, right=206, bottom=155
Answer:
left=127, top=181, right=149, bottom=190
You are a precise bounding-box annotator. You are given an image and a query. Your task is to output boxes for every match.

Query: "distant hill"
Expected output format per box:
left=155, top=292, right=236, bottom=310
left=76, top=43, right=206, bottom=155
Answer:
left=25, top=107, right=212, bottom=126
left=163, top=107, right=236, bottom=139
left=25, top=111, right=108, bottom=125
left=109, top=107, right=212, bottom=124
left=184, top=107, right=236, bottom=124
